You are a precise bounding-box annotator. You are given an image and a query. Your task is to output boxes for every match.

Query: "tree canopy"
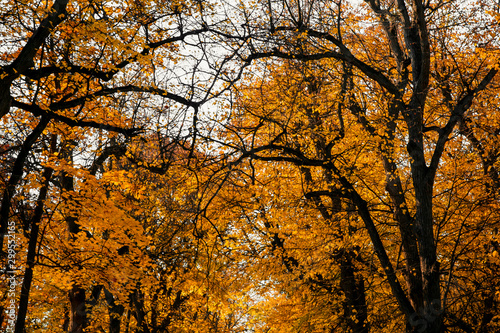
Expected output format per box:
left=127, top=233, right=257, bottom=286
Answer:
left=1, top=0, right=499, bottom=332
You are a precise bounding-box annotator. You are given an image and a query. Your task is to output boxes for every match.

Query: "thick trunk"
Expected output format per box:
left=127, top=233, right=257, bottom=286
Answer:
left=68, top=286, right=86, bottom=333
left=407, top=122, right=442, bottom=332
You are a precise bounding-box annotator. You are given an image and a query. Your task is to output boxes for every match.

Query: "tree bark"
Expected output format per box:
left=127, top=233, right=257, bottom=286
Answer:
left=14, top=165, right=53, bottom=333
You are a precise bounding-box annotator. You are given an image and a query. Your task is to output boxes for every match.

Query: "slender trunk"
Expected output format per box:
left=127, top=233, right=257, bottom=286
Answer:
left=59, top=141, right=88, bottom=333
left=337, top=250, right=369, bottom=333
left=104, top=288, right=125, bottom=333
left=131, top=287, right=151, bottom=333
left=0, top=117, right=50, bottom=260
left=14, top=166, right=53, bottom=333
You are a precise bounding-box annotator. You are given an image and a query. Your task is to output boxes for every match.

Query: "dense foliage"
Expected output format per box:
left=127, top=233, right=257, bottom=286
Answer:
left=1, top=0, right=499, bottom=332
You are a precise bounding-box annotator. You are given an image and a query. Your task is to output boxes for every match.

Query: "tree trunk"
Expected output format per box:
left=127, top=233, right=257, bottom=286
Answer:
left=68, top=286, right=86, bottom=333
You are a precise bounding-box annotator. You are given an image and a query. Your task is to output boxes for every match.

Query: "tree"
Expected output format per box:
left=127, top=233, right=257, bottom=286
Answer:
left=217, top=0, right=500, bottom=331
left=0, top=0, right=237, bottom=331
left=2, top=0, right=500, bottom=332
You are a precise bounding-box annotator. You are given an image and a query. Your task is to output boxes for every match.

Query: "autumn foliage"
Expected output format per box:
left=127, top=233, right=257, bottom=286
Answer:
left=1, top=0, right=500, bottom=332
